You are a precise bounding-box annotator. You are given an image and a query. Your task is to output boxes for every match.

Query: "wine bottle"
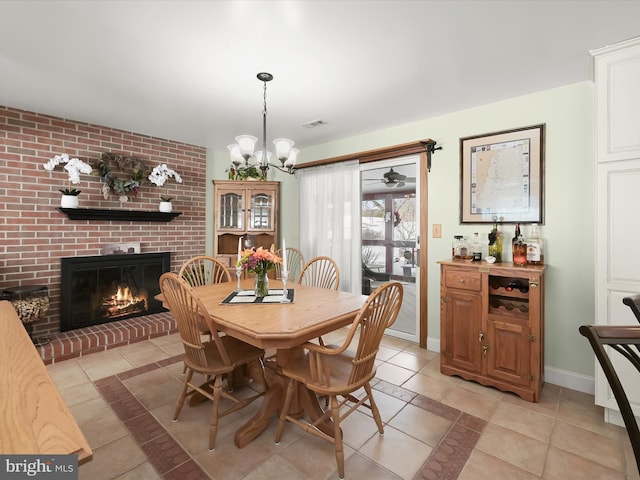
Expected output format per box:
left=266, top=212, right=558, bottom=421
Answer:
left=488, top=222, right=502, bottom=262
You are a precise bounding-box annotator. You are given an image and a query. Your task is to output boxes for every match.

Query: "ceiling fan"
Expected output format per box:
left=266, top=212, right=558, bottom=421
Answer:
left=365, top=168, right=416, bottom=188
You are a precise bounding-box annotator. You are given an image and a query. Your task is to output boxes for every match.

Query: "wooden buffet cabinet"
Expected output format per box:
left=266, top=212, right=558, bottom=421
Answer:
left=212, top=180, right=280, bottom=269
left=439, top=260, right=546, bottom=402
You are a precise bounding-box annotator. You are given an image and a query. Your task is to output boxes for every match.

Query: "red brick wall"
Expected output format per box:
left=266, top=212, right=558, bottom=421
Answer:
left=0, top=106, right=207, bottom=335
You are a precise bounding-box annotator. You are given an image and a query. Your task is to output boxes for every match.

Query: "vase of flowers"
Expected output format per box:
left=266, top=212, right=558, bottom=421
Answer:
left=43, top=153, right=93, bottom=208
left=148, top=163, right=183, bottom=212
left=237, top=246, right=282, bottom=297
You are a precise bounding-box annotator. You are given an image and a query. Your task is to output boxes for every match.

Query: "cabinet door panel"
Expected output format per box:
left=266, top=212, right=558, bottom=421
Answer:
left=217, top=189, right=244, bottom=231
left=594, top=40, right=640, bottom=162
left=248, top=191, right=274, bottom=230
left=442, top=290, right=482, bottom=373
left=487, top=320, right=531, bottom=386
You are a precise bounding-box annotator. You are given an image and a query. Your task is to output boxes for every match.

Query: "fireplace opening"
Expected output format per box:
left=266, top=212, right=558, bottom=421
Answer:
left=60, top=252, right=171, bottom=332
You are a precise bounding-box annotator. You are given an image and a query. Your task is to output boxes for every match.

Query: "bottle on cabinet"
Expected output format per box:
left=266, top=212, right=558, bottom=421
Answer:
left=525, top=223, right=544, bottom=264
left=512, top=223, right=521, bottom=251
left=453, top=235, right=472, bottom=260
left=512, top=224, right=527, bottom=266
left=452, top=235, right=462, bottom=260
left=488, top=223, right=502, bottom=262
left=471, top=232, right=482, bottom=261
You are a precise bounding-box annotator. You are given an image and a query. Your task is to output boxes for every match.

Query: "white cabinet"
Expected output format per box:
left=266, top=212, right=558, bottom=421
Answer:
left=593, top=37, right=640, bottom=425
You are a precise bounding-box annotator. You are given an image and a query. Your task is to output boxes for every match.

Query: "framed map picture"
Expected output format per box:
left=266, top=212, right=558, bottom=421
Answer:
left=460, top=124, right=545, bottom=224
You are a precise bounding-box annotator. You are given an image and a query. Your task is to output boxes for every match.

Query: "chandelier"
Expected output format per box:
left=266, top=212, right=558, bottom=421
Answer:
left=227, top=72, right=298, bottom=179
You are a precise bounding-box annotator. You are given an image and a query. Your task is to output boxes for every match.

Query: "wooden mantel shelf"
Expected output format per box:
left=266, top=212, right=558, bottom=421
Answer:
left=57, top=208, right=182, bottom=222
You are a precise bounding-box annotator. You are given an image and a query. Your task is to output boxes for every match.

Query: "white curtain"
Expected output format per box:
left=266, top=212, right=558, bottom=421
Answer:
left=298, top=160, right=361, bottom=293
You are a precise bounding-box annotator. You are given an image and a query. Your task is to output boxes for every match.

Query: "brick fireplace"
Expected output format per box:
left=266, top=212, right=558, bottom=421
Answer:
left=60, top=252, right=171, bottom=331
left=0, top=106, right=207, bottom=344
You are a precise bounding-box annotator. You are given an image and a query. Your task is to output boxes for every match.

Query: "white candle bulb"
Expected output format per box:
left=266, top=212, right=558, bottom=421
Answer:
left=237, top=236, right=242, bottom=261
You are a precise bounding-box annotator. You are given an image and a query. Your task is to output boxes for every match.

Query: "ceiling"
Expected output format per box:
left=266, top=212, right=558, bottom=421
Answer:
left=1, top=1, right=639, bottom=157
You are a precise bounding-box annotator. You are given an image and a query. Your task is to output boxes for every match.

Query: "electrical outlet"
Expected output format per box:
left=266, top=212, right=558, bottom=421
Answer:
left=433, top=224, right=442, bottom=238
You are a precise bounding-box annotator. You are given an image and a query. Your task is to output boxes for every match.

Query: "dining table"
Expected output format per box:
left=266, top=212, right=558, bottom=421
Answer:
left=156, top=278, right=367, bottom=448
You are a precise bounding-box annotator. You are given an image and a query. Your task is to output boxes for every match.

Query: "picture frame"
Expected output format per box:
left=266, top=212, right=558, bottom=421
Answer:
left=460, top=124, right=545, bottom=224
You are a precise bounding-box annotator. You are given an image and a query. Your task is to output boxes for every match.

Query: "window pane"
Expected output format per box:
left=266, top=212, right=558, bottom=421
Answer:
left=362, top=200, right=385, bottom=240
left=362, top=245, right=386, bottom=270
left=393, top=197, right=416, bottom=242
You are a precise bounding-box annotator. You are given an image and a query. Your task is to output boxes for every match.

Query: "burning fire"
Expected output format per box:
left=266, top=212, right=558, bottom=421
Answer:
left=103, top=286, right=148, bottom=317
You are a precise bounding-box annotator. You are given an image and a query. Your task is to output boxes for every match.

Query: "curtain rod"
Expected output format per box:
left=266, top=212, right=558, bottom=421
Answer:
left=295, top=139, right=437, bottom=170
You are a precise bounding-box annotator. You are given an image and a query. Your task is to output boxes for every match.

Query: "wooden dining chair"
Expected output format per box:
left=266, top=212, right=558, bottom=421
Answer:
left=178, top=255, right=231, bottom=287
left=275, top=247, right=305, bottom=282
left=275, top=281, right=403, bottom=479
left=179, top=255, right=230, bottom=337
left=579, top=323, right=640, bottom=472
left=297, top=255, right=339, bottom=291
left=177, top=256, right=232, bottom=373
left=159, top=272, right=266, bottom=450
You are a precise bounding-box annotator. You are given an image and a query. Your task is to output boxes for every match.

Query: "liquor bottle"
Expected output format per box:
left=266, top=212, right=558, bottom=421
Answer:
left=526, top=223, right=544, bottom=264
left=512, top=223, right=526, bottom=265
left=452, top=235, right=462, bottom=260
left=471, top=232, right=482, bottom=261
left=511, top=223, right=521, bottom=252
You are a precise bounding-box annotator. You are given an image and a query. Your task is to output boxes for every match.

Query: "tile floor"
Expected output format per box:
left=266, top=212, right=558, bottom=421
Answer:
left=46, top=329, right=640, bottom=480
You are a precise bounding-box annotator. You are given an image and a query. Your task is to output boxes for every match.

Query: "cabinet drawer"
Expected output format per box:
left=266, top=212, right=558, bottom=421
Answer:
left=444, top=267, right=481, bottom=291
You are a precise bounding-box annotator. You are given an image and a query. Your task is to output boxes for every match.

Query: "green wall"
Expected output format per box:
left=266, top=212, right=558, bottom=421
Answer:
left=209, top=81, right=596, bottom=381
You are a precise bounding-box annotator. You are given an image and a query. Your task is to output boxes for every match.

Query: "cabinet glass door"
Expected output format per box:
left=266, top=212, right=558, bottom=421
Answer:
left=249, top=192, right=273, bottom=230
left=219, top=192, right=243, bottom=230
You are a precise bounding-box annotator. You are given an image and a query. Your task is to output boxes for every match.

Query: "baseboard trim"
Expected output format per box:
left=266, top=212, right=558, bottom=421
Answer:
left=426, top=336, right=440, bottom=354
left=425, top=336, right=596, bottom=394
left=544, top=366, right=595, bottom=394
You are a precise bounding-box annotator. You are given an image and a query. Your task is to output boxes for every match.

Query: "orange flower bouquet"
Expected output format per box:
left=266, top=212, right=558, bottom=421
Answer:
left=236, top=246, right=282, bottom=297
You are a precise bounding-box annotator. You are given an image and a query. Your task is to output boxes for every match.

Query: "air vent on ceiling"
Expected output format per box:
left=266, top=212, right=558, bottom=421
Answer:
left=301, top=119, right=328, bottom=129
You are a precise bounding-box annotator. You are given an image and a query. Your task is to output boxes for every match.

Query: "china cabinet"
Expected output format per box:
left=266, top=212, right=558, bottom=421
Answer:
left=439, top=260, right=546, bottom=402
left=212, top=180, right=280, bottom=268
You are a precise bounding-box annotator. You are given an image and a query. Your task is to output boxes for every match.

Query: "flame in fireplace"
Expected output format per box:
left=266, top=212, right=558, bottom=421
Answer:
left=103, top=286, right=148, bottom=318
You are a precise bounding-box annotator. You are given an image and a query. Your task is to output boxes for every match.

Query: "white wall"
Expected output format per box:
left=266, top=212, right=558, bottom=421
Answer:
left=209, top=81, right=597, bottom=381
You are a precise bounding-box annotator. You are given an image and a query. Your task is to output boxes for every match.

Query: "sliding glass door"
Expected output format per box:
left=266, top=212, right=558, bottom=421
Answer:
left=361, top=156, right=419, bottom=341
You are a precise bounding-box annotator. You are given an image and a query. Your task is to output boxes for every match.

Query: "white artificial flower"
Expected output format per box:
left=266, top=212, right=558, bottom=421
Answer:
left=148, top=163, right=183, bottom=187
left=64, top=158, right=93, bottom=184
left=42, top=153, right=92, bottom=185
left=43, top=153, right=69, bottom=171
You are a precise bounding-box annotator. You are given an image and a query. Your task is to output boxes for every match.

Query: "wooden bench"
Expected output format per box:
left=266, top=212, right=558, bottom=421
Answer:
left=0, top=300, right=92, bottom=463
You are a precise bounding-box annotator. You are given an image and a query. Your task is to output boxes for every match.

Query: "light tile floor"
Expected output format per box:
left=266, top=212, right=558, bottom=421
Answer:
left=46, top=330, right=640, bottom=480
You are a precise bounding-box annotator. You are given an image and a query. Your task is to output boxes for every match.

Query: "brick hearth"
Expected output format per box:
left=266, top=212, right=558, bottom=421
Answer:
left=37, top=312, right=178, bottom=365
